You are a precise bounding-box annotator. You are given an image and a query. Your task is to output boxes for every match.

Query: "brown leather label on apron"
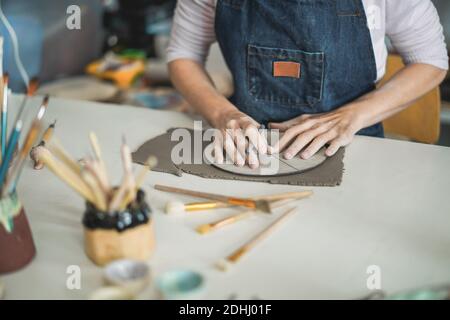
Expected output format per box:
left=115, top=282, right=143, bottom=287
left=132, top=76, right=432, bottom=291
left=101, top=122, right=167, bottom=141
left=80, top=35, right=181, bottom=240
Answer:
left=273, top=61, right=301, bottom=78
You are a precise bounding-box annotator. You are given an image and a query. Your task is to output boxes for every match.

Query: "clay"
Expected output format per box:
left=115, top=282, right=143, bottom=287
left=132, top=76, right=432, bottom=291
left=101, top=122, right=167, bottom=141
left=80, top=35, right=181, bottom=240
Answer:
left=213, top=148, right=327, bottom=177
left=0, top=207, right=36, bottom=274
left=132, top=129, right=345, bottom=186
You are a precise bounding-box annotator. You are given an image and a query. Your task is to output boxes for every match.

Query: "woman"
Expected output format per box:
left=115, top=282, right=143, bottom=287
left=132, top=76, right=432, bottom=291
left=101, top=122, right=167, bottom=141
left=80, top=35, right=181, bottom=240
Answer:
left=168, top=0, right=448, bottom=168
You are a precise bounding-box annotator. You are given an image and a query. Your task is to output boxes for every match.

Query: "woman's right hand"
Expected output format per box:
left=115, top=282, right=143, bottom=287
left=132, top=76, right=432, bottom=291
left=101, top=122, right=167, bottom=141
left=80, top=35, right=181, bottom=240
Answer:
left=212, top=108, right=268, bottom=169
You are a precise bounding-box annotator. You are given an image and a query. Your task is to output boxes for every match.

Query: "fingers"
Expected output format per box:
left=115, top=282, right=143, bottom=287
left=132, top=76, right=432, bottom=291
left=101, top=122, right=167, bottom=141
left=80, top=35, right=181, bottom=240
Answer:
left=247, top=144, right=259, bottom=169
left=270, top=120, right=317, bottom=154
left=326, top=134, right=351, bottom=157
left=232, top=128, right=247, bottom=165
left=268, top=114, right=310, bottom=132
left=244, top=124, right=268, bottom=155
left=224, top=130, right=245, bottom=166
left=283, top=121, right=338, bottom=159
left=212, top=132, right=224, bottom=164
left=300, top=130, right=338, bottom=159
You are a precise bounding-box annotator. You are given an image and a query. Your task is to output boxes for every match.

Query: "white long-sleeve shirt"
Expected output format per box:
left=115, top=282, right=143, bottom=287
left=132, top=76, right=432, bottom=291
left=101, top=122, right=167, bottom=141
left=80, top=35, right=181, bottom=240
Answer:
left=167, top=0, right=449, bottom=82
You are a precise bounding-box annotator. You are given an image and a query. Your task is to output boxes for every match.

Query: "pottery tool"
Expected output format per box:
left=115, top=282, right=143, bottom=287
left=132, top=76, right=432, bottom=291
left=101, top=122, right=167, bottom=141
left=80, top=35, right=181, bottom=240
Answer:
left=216, top=206, right=298, bottom=272
left=0, top=120, right=22, bottom=187
left=1, top=73, right=9, bottom=158
left=82, top=170, right=107, bottom=212
left=83, top=158, right=111, bottom=196
left=165, top=190, right=313, bottom=215
left=89, top=132, right=110, bottom=190
left=135, top=156, right=158, bottom=189
left=196, top=198, right=298, bottom=235
left=119, top=156, right=157, bottom=210
left=30, top=120, right=56, bottom=170
left=4, top=96, right=49, bottom=194
left=39, top=148, right=96, bottom=204
left=47, top=138, right=82, bottom=175
left=44, top=133, right=157, bottom=213
left=120, top=136, right=136, bottom=204
left=109, top=177, right=131, bottom=212
left=154, top=184, right=272, bottom=213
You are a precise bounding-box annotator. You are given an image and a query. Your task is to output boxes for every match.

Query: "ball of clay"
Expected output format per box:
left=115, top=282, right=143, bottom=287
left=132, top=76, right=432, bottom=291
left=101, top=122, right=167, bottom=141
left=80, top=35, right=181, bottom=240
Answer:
left=30, top=145, right=46, bottom=170
left=165, top=201, right=185, bottom=215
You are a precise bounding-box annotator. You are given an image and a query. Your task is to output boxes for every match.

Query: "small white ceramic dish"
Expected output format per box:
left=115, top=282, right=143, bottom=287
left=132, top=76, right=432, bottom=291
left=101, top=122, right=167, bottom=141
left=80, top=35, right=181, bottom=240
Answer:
left=104, top=259, right=151, bottom=293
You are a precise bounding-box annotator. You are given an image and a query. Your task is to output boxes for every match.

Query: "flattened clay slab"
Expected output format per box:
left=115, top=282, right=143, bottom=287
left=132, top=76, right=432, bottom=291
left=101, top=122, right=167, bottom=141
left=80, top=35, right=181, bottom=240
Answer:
left=132, top=129, right=345, bottom=186
left=213, top=149, right=327, bottom=176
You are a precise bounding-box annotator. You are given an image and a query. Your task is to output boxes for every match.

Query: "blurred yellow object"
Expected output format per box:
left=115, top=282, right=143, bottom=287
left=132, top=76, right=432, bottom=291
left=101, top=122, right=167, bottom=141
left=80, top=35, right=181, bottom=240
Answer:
left=381, top=54, right=441, bottom=144
left=86, top=55, right=145, bottom=89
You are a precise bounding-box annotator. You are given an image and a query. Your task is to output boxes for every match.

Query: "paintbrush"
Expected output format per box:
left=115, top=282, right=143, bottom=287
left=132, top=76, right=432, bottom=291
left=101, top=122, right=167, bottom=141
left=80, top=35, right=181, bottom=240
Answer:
left=1, top=73, right=9, bottom=159
left=12, top=77, right=39, bottom=127
left=39, top=148, right=96, bottom=203
left=165, top=191, right=314, bottom=215
left=196, top=198, right=299, bottom=234
left=4, top=96, right=49, bottom=194
left=216, top=206, right=298, bottom=272
left=30, top=120, right=57, bottom=170
left=41, top=120, right=56, bottom=145
left=154, top=184, right=272, bottom=214
left=0, top=120, right=22, bottom=188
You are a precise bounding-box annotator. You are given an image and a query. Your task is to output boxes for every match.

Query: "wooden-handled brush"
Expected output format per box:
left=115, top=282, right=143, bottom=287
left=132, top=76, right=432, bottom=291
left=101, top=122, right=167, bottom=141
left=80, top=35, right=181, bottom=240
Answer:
left=154, top=184, right=273, bottom=213
left=216, top=207, right=298, bottom=272
left=196, top=198, right=300, bottom=235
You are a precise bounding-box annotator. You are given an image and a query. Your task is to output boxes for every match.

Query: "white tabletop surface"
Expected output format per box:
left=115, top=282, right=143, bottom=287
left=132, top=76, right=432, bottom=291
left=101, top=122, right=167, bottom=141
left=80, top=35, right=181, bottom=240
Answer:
left=1, top=95, right=450, bottom=300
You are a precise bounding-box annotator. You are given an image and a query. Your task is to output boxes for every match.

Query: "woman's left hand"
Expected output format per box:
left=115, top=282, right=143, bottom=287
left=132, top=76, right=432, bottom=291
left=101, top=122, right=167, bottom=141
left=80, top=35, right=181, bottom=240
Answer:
left=268, top=105, right=364, bottom=159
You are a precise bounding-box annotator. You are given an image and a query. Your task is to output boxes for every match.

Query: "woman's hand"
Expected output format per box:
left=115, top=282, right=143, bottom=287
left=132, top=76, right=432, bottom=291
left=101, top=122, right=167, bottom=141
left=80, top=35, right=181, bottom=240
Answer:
left=213, top=108, right=268, bottom=168
left=268, top=105, right=364, bottom=159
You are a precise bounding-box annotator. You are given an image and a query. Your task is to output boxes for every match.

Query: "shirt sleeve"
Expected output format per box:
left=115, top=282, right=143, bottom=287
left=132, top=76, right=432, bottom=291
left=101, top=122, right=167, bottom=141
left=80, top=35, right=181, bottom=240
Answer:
left=167, top=0, right=217, bottom=64
left=386, top=0, right=448, bottom=70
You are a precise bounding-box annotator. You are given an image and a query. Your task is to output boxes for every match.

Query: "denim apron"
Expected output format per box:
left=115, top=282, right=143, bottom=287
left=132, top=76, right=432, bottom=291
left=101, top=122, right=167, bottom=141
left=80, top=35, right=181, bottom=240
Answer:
left=215, top=0, right=384, bottom=137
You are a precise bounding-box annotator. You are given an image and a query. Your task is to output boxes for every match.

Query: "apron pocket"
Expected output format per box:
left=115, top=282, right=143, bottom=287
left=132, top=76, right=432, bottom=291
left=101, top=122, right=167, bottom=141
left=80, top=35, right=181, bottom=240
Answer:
left=248, top=44, right=324, bottom=109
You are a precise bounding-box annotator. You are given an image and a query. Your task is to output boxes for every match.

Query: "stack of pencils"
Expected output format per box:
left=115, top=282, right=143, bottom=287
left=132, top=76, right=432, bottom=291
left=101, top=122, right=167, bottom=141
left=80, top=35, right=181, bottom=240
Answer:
left=39, top=133, right=157, bottom=212
left=0, top=76, right=49, bottom=197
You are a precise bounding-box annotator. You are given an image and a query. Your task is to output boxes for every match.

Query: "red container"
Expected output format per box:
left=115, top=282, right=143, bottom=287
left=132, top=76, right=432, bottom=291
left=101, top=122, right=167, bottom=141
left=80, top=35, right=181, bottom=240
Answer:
left=0, top=194, right=36, bottom=274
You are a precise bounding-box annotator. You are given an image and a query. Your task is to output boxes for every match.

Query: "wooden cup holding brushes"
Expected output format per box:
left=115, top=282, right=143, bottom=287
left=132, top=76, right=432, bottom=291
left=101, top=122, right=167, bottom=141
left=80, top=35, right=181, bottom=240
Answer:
left=0, top=77, right=43, bottom=274
left=39, top=133, right=158, bottom=266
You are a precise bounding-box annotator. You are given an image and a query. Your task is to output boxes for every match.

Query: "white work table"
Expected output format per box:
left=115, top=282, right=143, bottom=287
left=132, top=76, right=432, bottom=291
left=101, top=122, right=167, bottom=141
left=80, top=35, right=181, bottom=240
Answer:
left=2, top=95, right=450, bottom=299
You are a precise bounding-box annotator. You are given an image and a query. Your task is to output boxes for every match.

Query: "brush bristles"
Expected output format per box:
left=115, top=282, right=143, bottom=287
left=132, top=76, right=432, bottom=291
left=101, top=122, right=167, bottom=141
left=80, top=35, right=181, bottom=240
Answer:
left=196, top=224, right=212, bottom=235
left=165, top=201, right=185, bottom=215
left=215, top=259, right=231, bottom=272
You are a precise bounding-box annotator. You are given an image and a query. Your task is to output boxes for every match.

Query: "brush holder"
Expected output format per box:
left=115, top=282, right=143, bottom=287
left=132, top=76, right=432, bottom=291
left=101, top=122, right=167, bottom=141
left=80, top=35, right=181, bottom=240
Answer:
left=83, top=189, right=155, bottom=266
left=0, top=192, right=36, bottom=274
